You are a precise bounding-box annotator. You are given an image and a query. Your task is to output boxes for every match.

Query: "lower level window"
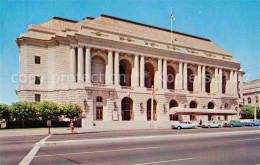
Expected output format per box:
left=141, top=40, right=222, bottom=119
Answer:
left=190, top=115, right=196, bottom=121
left=169, top=114, right=178, bottom=121
left=35, top=94, right=41, bottom=102
left=96, top=106, right=103, bottom=120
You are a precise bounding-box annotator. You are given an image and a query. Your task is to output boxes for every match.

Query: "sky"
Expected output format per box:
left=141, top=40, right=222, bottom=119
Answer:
left=0, top=0, right=259, bottom=104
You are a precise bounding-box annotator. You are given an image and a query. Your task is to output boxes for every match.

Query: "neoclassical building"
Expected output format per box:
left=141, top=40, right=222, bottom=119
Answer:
left=16, top=14, right=244, bottom=129
left=243, top=79, right=260, bottom=107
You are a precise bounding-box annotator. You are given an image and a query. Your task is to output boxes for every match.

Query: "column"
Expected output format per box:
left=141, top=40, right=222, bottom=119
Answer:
left=157, top=58, right=162, bottom=89
left=114, top=51, right=119, bottom=86
left=183, top=62, right=187, bottom=90
left=214, top=68, right=219, bottom=94
left=85, top=47, right=91, bottom=84
left=197, top=65, right=202, bottom=92
left=140, top=56, right=145, bottom=87
left=218, top=68, right=222, bottom=94
left=77, top=46, right=84, bottom=83
left=70, top=46, right=76, bottom=83
left=202, top=65, right=206, bottom=92
left=106, top=50, right=113, bottom=85
left=133, top=55, right=139, bottom=87
left=229, top=70, right=234, bottom=95
left=176, top=62, right=183, bottom=90
left=233, top=71, right=238, bottom=95
left=163, top=59, right=167, bottom=89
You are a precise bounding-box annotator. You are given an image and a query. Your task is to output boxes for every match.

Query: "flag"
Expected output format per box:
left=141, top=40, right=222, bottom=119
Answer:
left=171, top=10, right=175, bottom=21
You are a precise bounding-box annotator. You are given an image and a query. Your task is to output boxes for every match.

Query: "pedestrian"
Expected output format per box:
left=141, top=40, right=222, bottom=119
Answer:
left=199, top=119, right=202, bottom=126
left=70, top=120, right=74, bottom=133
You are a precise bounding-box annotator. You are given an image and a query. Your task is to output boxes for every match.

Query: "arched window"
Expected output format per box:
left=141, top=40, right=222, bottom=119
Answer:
left=208, top=102, right=215, bottom=109
left=96, top=96, right=103, bottom=102
left=248, top=97, right=251, bottom=104
left=121, top=97, right=133, bottom=121
left=91, top=56, right=105, bottom=84
left=189, top=101, right=197, bottom=109
left=206, top=71, right=211, bottom=93
left=147, top=99, right=157, bottom=120
left=256, top=96, right=259, bottom=103
left=167, top=66, right=175, bottom=90
left=222, top=75, right=227, bottom=94
left=119, top=59, right=131, bottom=86
left=187, top=68, right=194, bottom=92
left=169, top=100, right=178, bottom=109
left=145, top=63, right=154, bottom=88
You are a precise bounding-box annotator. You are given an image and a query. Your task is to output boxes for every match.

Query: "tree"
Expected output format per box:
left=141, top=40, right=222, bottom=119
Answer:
left=36, top=101, right=62, bottom=121
left=0, top=104, right=11, bottom=122
left=60, top=102, right=82, bottom=120
left=12, top=102, right=36, bottom=128
left=240, top=105, right=254, bottom=119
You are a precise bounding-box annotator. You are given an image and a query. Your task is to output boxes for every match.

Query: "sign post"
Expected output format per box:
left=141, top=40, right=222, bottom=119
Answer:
left=47, top=120, right=51, bottom=134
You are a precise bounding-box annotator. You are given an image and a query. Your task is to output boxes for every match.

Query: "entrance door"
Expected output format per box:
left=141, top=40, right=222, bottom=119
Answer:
left=121, top=97, right=133, bottom=121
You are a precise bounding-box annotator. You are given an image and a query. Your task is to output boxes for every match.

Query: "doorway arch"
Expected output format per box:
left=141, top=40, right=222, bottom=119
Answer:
left=121, top=97, right=133, bottom=121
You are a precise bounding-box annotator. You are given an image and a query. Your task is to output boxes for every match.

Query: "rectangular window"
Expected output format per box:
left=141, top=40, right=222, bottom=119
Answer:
left=35, top=94, right=41, bottom=102
left=35, top=76, right=41, bottom=84
left=190, top=115, right=196, bottom=121
left=96, top=106, right=103, bottom=120
left=35, top=56, right=41, bottom=64
left=169, top=114, right=178, bottom=121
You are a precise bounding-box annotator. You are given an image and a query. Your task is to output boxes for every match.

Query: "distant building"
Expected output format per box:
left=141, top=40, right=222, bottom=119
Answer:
left=243, top=79, right=260, bottom=107
left=16, top=14, right=243, bottom=129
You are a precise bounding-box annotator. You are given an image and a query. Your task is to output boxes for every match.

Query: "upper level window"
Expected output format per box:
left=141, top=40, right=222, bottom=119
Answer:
left=35, top=56, right=41, bottom=64
left=35, top=76, right=41, bottom=84
left=35, top=94, right=41, bottom=102
left=96, top=96, right=103, bottom=102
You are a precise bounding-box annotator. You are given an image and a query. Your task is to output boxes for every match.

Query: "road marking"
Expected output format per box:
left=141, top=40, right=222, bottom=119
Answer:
left=229, top=138, right=260, bottom=142
left=35, top=146, right=160, bottom=157
left=43, top=130, right=260, bottom=147
left=132, top=158, right=193, bottom=165
left=19, top=135, right=51, bottom=165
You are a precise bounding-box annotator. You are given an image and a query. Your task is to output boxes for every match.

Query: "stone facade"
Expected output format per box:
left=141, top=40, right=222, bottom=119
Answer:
left=16, top=14, right=243, bottom=129
left=243, top=79, right=260, bottom=107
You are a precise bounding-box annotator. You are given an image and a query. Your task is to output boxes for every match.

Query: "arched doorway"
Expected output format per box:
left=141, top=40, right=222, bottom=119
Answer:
left=169, top=100, right=178, bottom=108
left=121, top=97, right=133, bottom=121
left=208, top=102, right=215, bottom=109
left=147, top=99, right=157, bottom=120
left=187, top=68, right=194, bottom=92
left=145, top=63, right=154, bottom=88
left=119, top=59, right=131, bottom=86
left=190, top=101, right=197, bottom=108
left=205, top=71, right=211, bottom=93
left=91, top=56, right=105, bottom=84
left=222, top=75, right=226, bottom=94
left=167, top=66, right=175, bottom=89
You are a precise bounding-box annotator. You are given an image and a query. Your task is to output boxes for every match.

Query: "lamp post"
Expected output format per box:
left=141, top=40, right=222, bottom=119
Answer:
left=254, top=93, right=257, bottom=120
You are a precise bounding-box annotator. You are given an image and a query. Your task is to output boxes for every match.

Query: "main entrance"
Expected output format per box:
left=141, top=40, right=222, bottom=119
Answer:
left=121, top=97, right=133, bottom=121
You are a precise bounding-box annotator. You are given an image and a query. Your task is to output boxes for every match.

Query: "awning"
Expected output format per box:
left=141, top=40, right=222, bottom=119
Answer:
left=168, top=107, right=237, bottom=115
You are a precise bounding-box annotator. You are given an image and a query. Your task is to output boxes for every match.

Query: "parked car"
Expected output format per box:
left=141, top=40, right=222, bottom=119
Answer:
left=171, top=122, right=198, bottom=129
left=224, top=120, right=247, bottom=127
left=245, top=120, right=260, bottom=126
left=202, top=121, right=223, bottom=128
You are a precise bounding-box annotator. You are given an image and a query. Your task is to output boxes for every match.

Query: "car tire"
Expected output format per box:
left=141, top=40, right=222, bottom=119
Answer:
left=218, top=125, right=221, bottom=128
left=192, top=126, right=195, bottom=129
left=230, top=125, right=234, bottom=128
left=177, top=126, right=181, bottom=130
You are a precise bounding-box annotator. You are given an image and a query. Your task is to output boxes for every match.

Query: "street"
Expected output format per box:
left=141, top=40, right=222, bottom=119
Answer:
left=1, top=127, right=260, bottom=165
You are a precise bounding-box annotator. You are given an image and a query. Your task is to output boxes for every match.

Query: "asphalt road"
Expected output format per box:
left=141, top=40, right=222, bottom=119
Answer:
left=0, top=135, right=45, bottom=165
left=31, top=127, right=260, bottom=165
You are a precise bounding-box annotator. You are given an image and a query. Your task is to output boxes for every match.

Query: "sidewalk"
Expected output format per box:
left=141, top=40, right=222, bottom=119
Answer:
left=0, top=126, right=167, bottom=137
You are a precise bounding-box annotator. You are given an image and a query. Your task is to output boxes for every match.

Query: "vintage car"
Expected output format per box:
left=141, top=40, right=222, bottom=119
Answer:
left=224, top=120, right=247, bottom=127
left=245, top=120, right=260, bottom=126
left=171, top=122, right=198, bottom=129
left=202, top=121, right=223, bottom=128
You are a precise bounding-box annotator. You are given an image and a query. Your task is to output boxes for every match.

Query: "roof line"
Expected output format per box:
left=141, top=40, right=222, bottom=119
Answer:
left=52, top=17, right=78, bottom=23
left=100, top=14, right=211, bottom=41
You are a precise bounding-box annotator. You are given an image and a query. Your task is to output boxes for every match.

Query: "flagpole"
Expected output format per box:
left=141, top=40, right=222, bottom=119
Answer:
left=171, top=7, right=173, bottom=45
